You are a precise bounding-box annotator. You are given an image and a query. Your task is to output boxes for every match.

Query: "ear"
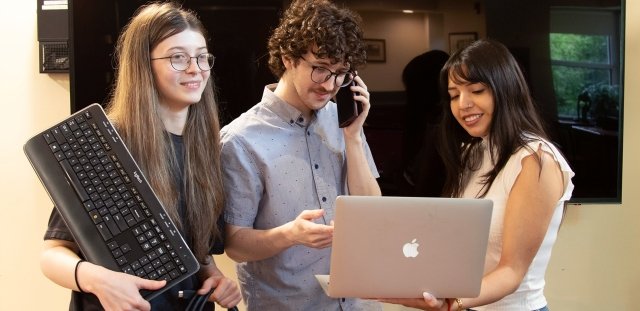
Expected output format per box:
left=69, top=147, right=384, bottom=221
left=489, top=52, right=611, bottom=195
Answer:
left=282, top=55, right=295, bottom=71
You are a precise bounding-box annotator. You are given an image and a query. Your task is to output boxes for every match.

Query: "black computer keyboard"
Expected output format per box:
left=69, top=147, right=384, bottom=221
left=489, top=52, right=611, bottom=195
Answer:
left=24, top=103, right=200, bottom=301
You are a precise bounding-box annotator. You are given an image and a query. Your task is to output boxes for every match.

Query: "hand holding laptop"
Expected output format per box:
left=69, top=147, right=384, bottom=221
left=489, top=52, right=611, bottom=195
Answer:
left=377, top=292, right=447, bottom=310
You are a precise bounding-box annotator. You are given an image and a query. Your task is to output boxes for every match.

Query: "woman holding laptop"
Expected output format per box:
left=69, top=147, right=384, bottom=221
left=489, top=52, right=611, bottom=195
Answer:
left=380, top=39, right=574, bottom=311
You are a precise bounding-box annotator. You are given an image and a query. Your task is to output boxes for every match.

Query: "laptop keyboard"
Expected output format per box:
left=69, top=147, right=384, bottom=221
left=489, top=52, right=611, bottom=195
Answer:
left=25, top=104, right=199, bottom=300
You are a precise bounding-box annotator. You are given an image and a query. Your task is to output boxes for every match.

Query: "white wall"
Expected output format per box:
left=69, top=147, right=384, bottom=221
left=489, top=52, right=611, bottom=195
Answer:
left=357, top=7, right=485, bottom=92
left=358, top=11, right=430, bottom=91
left=0, top=1, right=71, bottom=309
left=2, top=1, right=640, bottom=310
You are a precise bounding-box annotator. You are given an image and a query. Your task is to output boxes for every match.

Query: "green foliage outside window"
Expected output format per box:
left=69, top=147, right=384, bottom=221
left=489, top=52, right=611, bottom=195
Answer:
left=550, top=33, right=609, bottom=63
left=550, top=33, right=613, bottom=119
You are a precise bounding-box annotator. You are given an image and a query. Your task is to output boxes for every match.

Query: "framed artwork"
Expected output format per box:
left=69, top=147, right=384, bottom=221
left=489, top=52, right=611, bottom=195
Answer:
left=449, top=32, right=478, bottom=53
left=364, top=39, right=386, bottom=62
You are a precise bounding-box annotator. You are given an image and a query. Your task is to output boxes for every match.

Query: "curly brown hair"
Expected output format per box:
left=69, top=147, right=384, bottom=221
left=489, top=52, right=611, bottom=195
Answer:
left=267, top=0, right=366, bottom=78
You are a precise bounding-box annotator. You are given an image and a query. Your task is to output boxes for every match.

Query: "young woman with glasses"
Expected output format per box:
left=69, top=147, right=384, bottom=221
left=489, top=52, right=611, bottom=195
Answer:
left=40, top=2, right=241, bottom=310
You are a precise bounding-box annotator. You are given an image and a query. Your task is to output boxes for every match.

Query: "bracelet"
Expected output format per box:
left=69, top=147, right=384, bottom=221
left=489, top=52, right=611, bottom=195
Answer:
left=454, top=298, right=464, bottom=311
left=74, top=259, right=87, bottom=293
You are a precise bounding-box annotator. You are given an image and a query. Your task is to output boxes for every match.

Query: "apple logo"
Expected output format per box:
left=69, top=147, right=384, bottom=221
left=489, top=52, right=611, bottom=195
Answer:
left=402, top=238, right=420, bottom=258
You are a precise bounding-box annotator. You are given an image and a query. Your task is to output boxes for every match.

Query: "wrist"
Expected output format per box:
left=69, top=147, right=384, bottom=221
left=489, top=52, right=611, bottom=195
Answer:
left=74, top=259, right=87, bottom=293
left=198, top=257, right=222, bottom=278
left=278, top=222, right=298, bottom=248
left=453, top=298, right=464, bottom=311
left=344, top=134, right=363, bottom=147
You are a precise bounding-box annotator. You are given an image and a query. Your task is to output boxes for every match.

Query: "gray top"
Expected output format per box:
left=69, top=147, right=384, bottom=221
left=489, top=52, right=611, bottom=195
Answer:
left=221, top=84, right=381, bottom=311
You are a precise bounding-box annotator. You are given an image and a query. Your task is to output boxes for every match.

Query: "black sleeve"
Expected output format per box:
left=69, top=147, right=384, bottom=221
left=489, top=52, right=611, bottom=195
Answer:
left=43, top=207, right=76, bottom=242
left=209, top=214, right=225, bottom=255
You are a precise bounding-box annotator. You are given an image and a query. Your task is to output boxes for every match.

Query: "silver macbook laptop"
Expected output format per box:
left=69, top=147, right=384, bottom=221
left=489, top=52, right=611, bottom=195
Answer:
left=316, top=195, right=493, bottom=299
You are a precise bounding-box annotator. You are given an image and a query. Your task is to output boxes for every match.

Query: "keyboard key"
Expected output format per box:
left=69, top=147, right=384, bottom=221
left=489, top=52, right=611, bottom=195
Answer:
left=96, top=223, right=112, bottom=241
left=88, top=210, right=102, bottom=224
left=120, top=243, right=132, bottom=254
left=84, top=201, right=96, bottom=212
left=116, top=256, right=127, bottom=266
left=43, top=132, right=55, bottom=144
left=51, top=127, right=65, bottom=144
left=125, top=214, right=137, bottom=227
left=103, top=215, right=121, bottom=236
left=113, top=213, right=129, bottom=231
left=107, top=241, right=119, bottom=250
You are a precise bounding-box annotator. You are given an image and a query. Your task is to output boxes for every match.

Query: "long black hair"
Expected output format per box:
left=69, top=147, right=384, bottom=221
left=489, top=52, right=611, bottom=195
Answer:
left=438, top=39, right=549, bottom=197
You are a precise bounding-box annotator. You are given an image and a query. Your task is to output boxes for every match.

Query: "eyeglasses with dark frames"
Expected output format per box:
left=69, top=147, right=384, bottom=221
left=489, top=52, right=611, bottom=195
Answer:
left=299, top=57, right=355, bottom=87
left=151, top=52, right=215, bottom=71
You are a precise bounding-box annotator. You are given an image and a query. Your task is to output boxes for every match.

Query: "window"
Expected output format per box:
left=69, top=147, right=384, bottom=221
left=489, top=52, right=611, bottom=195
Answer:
left=549, top=8, right=620, bottom=121
left=550, top=33, right=615, bottom=118
left=548, top=6, right=622, bottom=202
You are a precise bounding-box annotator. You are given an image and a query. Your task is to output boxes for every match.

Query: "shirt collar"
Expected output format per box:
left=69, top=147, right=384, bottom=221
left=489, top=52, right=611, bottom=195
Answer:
left=262, top=83, right=315, bottom=127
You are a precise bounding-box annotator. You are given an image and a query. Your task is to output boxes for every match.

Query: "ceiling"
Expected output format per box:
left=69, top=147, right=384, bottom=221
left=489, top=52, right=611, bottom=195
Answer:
left=334, top=0, right=441, bottom=11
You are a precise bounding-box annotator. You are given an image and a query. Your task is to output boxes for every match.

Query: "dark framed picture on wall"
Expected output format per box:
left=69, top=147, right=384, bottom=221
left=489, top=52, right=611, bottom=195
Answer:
left=449, top=32, right=478, bottom=53
left=364, top=39, right=386, bottom=62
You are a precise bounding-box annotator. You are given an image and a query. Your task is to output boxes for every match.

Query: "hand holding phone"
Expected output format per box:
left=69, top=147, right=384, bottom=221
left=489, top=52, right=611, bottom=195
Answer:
left=335, top=81, right=362, bottom=128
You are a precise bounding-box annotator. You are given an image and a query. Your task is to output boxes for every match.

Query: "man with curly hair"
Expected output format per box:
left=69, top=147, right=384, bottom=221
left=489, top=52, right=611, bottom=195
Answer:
left=219, top=0, right=382, bottom=310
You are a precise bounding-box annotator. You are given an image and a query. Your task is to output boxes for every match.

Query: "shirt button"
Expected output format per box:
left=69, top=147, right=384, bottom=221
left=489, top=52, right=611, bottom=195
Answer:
left=289, top=119, right=294, bottom=124
left=341, top=298, right=346, bottom=302
left=307, top=131, right=310, bottom=136
left=322, top=197, right=327, bottom=202
left=297, top=117, right=304, bottom=122
left=314, top=164, right=319, bottom=169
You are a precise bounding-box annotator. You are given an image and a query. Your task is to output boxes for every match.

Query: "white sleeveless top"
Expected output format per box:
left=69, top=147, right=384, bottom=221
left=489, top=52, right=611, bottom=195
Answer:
left=462, top=135, right=574, bottom=311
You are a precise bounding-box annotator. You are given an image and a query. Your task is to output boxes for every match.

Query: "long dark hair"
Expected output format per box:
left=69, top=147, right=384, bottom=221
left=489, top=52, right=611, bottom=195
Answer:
left=438, top=39, right=549, bottom=197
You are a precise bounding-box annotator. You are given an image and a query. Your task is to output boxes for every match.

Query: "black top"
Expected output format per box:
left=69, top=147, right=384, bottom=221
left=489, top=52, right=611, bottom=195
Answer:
left=44, top=133, right=224, bottom=310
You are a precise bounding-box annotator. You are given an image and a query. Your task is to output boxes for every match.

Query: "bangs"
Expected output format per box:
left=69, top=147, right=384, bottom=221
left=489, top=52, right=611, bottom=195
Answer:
left=448, top=62, right=482, bottom=85
left=448, top=66, right=469, bottom=85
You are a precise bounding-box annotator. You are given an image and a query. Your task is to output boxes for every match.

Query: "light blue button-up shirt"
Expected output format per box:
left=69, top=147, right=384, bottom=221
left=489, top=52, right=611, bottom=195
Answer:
left=221, top=84, right=381, bottom=311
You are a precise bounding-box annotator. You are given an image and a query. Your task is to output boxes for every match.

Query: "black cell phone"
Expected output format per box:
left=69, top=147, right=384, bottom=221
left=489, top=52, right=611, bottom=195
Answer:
left=335, top=81, right=362, bottom=128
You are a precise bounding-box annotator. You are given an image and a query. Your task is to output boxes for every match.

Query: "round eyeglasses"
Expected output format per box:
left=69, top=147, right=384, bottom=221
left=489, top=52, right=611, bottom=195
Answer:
left=300, top=57, right=355, bottom=87
left=151, top=52, right=215, bottom=71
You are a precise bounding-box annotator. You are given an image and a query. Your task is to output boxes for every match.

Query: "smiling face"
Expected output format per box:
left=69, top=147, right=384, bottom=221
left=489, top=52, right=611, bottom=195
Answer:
left=447, top=74, right=494, bottom=138
left=280, top=49, right=351, bottom=116
left=150, top=29, right=210, bottom=111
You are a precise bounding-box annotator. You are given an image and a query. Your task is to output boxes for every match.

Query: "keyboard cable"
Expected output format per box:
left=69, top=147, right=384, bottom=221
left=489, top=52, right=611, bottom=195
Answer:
left=179, top=288, right=239, bottom=311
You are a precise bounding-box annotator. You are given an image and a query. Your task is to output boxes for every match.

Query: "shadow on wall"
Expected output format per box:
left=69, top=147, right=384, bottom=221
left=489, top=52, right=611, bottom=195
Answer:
left=365, top=50, right=449, bottom=197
